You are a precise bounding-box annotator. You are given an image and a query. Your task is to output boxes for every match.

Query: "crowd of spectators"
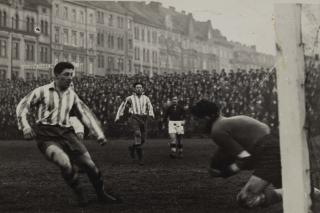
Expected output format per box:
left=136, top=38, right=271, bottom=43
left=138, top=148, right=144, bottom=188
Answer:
left=2, top=66, right=310, bottom=140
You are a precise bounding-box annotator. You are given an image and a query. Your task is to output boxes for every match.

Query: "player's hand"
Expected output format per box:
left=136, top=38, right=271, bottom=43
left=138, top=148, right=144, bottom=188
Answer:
left=97, top=137, right=108, bottom=146
left=76, top=132, right=84, bottom=140
left=23, top=127, right=36, bottom=140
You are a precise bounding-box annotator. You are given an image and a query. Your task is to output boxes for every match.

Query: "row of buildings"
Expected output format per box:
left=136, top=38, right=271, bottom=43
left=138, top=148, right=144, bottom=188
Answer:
left=0, top=0, right=275, bottom=80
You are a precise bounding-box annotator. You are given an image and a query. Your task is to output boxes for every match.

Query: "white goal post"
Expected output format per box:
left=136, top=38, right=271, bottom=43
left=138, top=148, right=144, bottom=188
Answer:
left=275, top=4, right=312, bottom=213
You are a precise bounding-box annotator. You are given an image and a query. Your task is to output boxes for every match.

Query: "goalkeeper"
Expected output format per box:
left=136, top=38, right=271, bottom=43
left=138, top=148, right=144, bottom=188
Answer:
left=190, top=99, right=283, bottom=208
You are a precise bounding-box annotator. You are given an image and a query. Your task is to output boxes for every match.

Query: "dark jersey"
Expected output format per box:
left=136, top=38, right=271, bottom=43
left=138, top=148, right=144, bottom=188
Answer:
left=211, top=115, right=270, bottom=156
left=164, top=104, right=186, bottom=121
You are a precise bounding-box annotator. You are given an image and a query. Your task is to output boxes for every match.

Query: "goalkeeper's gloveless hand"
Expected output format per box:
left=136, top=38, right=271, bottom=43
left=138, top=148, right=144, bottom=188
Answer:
left=98, top=137, right=108, bottom=146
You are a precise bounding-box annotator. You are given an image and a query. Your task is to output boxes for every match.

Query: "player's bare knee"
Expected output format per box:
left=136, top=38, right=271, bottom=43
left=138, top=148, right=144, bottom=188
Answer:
left=134, top=130, right=141, bottom=138
left=46, top=146, right=72, bottom=172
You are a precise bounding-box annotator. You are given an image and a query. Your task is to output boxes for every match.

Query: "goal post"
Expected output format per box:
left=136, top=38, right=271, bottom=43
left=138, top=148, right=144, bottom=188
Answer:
left=274, top=3, right=312, bottom=213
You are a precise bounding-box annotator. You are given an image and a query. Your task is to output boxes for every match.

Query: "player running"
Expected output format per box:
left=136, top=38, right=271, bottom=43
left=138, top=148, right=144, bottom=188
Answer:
left=16, top=62, right=121, bottom=206
left=163, top=96, right=186, bottom=158
left=190, top=99, right=284, bottom=208
left=115, top=82, right=154, bottom=165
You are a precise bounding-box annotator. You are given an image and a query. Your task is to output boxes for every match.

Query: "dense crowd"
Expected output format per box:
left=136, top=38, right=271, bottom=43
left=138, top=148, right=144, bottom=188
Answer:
left=2, top=65, right=319, bottom=139
left=0, top=68, right=284, bottom=139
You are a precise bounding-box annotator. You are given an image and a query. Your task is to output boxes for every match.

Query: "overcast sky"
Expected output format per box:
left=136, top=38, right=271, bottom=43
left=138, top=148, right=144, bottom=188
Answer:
left=139, top=0, right=319, bottom=55
left=155, top=0, right=276, bottom=55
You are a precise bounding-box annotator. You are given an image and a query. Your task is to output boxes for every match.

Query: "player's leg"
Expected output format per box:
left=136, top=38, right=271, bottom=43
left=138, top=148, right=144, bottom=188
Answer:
left=177, top=134, right=183, bottom=157
left=75, top=152, right=121, bottom=204
left=44, top=144, right=87, bottom=205
left=208, top=147, right=237, bottom=178
left=169, top=133, right=177, bottom=158
left=127, top=117, right=141, bottom=159
left=177, top=122, right=184, bottom=157
left=237, top=134, right=283, bottom=208
left=136, top=122, right=146, bottom=164
left=236, top=175, right=282, bottom=208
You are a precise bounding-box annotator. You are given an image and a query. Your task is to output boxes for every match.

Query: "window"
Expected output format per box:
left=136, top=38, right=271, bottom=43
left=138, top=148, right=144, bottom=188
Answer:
left=71, top=54, right=76, bottom=63
left=89, top=34, right=94, bottom=48
left=118, top=58, right=124, bottom=71
left=134, top=27, right=139, bottom=40
left=0, top=11, right=7, bottom=27
left=25, top=42, right=34, bottom=61
left=98, top=55, right=104, bottom=68
left=12, top=41, right=19, bottom=59
left=108, top=14, right=113, bottom=26
left=97, top=32, right=104, bottom=47
left=80, top=32, right=84, bottom=48
left=141, top=28, right=145, bottom=41
left=72, top=9, right=76, bottom=22
left=71, top=31, right=76, bottom=46
left=152, top=51, right=157, bottom=64
left=55, top=4, right=59, bottom=16
left=146, top=49, right=149, bottom=62
left=0, top=39, right=7, bottom=58
left=45, top=21, right=48, bottom=35
left=80, top=11, right=84, bottom=24
left=63, top=29, right=69, bottom=45
left=42, top=8, right=47, bottom=14
left=89, top=13, right=93, bottom=24
left=134, top=47, right=140, bottom=60
left=64, top=6, right=68, bottom=19
left=108, top=56, right=114, bottom=70
left=128, top=38, right=133, bottom=49
left=147, top=30, right=150, bottom=43
left=108, top=34, right=114, bottom=49
left=152, top=31, right=157, bottom=44
left=14, top=13, right=19, bottom=29
left=54, top=26, right=59, bottom=43
left=143, top=48, right=146, bottom=62
left=117, top=37, right=120, bottom=50
left=128, top=59, right=132, bottom=72
left=128, top=19, right=132, bottom=30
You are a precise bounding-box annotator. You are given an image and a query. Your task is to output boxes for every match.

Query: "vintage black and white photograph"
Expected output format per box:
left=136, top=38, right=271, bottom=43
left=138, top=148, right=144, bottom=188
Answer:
left=1, top=0, right=315, bottom=213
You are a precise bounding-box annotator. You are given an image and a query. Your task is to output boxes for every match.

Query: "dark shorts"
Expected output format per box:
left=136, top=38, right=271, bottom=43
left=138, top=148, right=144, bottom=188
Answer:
left=128, top=115, right=147, bottom=133
left=33, top=124, right=88, bottom=159
left=252, top=134, right=282, bottom=188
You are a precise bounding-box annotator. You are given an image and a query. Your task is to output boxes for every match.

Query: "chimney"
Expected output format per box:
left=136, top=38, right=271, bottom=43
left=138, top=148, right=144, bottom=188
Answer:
left=169, top=6, right=175, bottom=12
left=188, top=12, right=193, bottom=17
left=181, top=10, right=185, bottom=14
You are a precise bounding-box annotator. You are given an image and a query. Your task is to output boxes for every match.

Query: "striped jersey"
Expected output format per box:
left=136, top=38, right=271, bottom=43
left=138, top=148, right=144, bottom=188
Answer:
left=115, top=93, right=154, bottom=121
left=16, top=81, right=105, bottom=139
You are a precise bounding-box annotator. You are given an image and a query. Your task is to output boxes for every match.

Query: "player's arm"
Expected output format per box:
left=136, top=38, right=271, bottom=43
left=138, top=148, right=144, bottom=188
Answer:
left=72, top=94, right=107, bottom=145
left=16, top=88, right=41, bottom=139
left=211, top=130, right=245, bottom=159
left=70, top=116, right=84, bottom=140
left=115, top=97, right=132, bottom=122
left=146, top=97, right=155, bottom=118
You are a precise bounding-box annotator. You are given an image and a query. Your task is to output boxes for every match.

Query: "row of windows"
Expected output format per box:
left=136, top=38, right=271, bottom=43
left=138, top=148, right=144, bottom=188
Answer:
left=0, top=12, right=48, bottom=36
left=134, top=27, right=158, bottom=44
left=97, top=55, right=126, bottom=71
left=54, top=3, right=132, bottom=30
left=134, top=47, right=158, bottom=63
left=0, top=39, right=49, bottom=62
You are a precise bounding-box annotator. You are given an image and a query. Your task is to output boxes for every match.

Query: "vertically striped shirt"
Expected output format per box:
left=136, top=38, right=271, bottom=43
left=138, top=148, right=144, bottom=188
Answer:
left=115, top=94, right=154, bottom=121
left=16, top=82, right=105, bottom=139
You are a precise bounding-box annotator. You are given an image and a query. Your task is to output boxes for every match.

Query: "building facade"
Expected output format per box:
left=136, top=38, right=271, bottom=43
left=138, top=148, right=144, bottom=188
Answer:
left=0, top=0, right=275, bottom=80
left=0, top=0, right=51, bottom=80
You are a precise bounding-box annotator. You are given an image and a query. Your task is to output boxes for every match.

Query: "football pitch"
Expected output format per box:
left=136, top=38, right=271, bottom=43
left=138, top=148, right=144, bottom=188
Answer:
left=0, top=139, right=283, bottom=213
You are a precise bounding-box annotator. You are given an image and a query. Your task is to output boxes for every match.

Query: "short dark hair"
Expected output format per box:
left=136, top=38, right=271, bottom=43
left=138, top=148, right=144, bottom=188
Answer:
left=133, top=82, right=143, bottom=88
left=190, top=100, right=220, bottom=118
left=54, top=62, right=74, bottom=76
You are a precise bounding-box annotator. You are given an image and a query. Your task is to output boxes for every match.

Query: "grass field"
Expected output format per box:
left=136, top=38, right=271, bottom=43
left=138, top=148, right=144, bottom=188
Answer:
left=0, top=139, right=284, bottom=213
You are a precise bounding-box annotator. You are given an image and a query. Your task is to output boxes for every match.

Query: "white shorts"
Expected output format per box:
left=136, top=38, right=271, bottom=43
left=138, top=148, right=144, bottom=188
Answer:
left=168, top=121, right=184, bottom=135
